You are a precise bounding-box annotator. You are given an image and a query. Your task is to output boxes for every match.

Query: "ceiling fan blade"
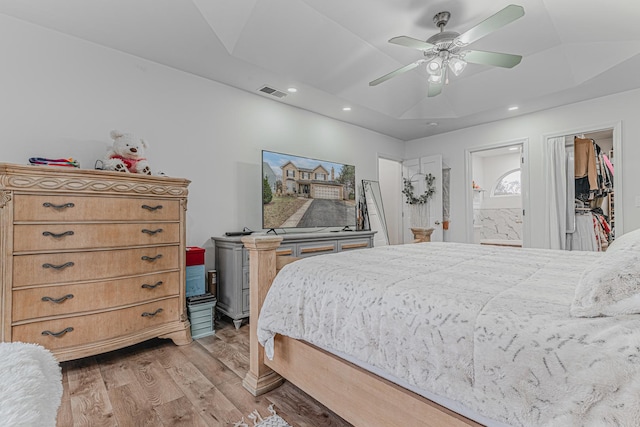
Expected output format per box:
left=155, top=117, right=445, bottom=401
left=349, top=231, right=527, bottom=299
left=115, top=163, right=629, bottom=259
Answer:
left=369, top=60, right=425, bottom=86
left=463, top=50, right=522, bottom=68
left=389, top=36, right=435, bottom=51
left=427, top=79, right=443, bottom=97
left=456, top=4, right=524, bottom=46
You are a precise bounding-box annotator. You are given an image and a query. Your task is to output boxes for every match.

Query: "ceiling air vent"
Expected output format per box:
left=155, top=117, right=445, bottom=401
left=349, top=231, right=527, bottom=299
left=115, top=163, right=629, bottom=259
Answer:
left=258, top=85, right=288, bottom=99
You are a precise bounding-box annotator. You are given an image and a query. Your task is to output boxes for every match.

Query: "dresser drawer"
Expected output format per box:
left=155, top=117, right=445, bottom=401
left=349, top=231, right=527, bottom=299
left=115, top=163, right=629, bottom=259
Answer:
left=338, top=238, right=371, bottom=251
left=275, top=243, right=296, bottom=258
left=296, top=240, right=337, bottom=258
left=12, top=298, right=180, bottom=350
left=12, top=271, right=180, bottom=322
left=13, top=195, right=180, bottom=222
left=13, top=245, right=180, bottom=287
left=14, top=222, right=180, bottom=252
left=242, top=244, right=296, bottom=265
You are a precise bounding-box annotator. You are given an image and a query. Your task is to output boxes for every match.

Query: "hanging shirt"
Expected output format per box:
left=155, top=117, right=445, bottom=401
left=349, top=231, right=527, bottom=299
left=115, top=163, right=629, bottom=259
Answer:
left=574, top=137, right=598, bottom=190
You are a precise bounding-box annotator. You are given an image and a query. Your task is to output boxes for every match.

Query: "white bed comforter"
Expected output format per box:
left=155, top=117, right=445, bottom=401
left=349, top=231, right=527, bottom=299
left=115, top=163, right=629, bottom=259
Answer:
left=257, top=242, right=640, bottom=427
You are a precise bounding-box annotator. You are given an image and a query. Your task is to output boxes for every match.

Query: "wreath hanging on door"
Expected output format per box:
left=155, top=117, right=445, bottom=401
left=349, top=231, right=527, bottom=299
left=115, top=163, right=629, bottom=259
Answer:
left=402, top=173, right=436, bottom=204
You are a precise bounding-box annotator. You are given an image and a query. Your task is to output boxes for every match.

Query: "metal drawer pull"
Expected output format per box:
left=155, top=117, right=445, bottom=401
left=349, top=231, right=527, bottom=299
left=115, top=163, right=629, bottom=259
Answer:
left=141, top=281, right=163, bottom=289
left=142, top=228, right=163, bottom=235
left=43, top=202, right=75, bottom=210
left=42, top=261, right=75, bottom=270
left=42, top=230, right=75, bottom=238
left=141, top=254, right=163, bottom=262
left=42, top=327, right=74, bottom=337
left=42, top=294, right=74, bottom=304
left=141, top=308, right=163, bottom=317
left=141, top=204, right=163, bottom=211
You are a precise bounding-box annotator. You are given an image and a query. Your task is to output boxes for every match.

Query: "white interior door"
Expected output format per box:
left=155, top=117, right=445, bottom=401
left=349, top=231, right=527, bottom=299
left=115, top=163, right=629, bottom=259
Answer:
left=401, top=158, right=420, bottom=244
left=402, top=155, right=443, bottom=243
left=378, top=157, right=403, bottom=245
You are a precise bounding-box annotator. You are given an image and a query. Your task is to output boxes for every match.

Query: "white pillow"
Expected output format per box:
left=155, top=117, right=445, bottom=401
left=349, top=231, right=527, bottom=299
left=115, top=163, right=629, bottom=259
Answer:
left=605, top=227, right=640, bottom=254
left=570, top=228, right=640, bottom=317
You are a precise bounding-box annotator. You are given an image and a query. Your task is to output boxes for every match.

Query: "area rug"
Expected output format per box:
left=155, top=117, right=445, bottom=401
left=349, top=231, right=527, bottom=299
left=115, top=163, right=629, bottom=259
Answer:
left=234, top=404, right=293, bottom=427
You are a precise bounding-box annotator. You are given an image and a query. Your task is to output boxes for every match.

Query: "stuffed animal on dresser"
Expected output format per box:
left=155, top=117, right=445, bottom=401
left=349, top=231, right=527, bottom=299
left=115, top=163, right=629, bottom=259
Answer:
left=102, top=130, right=152, bottom=175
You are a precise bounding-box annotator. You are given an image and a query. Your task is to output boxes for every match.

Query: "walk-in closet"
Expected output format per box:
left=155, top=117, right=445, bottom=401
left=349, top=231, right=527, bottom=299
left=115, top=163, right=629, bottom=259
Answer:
left=566, top=129, right=614, bottom=251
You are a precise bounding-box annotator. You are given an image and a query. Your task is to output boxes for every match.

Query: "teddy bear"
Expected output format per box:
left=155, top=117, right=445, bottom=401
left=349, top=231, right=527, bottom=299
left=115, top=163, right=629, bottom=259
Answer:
left=102, top=130, right=152, bottom=175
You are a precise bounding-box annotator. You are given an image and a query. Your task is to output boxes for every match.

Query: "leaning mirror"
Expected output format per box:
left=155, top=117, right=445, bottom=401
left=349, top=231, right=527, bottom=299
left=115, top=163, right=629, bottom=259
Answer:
left=362, top=180, right=389, bottom=246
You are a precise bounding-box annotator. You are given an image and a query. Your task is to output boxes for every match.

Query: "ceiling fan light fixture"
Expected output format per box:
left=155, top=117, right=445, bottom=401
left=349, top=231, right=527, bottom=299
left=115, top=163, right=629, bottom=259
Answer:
left=448, top=57, right=467, bottom=76
left=426, top=57, right=443, bottom=74
left=369, top=5, right=525, bottom=94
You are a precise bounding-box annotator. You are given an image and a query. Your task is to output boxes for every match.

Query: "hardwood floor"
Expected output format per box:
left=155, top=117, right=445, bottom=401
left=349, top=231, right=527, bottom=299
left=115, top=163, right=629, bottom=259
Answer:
left=57, top=318, right=352, bottom=427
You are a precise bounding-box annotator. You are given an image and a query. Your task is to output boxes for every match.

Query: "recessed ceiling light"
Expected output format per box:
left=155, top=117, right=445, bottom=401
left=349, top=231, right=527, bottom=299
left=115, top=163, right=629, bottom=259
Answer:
left=508, top=147, right=519, bottom=151
left=427, top=122, right=438, bottom=126
left=508, top=106, right=519, bottom=111
left=287, top=87, right=297, bottom=93
left=343, top=107, right=351, bottom=111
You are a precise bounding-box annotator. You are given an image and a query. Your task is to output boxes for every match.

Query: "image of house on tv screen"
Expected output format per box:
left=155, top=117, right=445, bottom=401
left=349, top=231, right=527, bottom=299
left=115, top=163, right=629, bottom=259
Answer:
left=262, top=150, right=356, bottom=229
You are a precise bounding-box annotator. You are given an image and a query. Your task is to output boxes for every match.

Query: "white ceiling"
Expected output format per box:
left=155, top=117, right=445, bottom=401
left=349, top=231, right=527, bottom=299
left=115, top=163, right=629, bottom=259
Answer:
left=2, top=0, right=640, bottom=141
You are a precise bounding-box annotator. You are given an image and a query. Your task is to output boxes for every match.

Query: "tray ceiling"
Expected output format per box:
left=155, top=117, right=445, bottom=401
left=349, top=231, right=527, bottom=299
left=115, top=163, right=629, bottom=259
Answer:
left=1, top=0, right=639, bottom=140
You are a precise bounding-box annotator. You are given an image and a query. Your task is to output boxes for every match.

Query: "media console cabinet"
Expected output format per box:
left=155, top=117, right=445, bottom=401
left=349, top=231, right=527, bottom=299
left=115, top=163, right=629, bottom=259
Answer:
left=0, top=163, right=192, bottom=361
left=212, top=230, right=376, bottom=328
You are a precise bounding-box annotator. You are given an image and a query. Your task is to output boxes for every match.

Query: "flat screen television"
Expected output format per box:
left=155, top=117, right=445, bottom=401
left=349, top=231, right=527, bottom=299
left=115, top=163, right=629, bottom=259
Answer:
left=262, top=150, right=356, bottom=230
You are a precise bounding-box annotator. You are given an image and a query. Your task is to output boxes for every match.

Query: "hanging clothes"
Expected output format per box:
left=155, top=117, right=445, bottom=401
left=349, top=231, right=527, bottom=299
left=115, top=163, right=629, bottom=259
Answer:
left=568, top=200, right=612, bottom=252
left=574, top=137, right=598, bottom=191
left=603, top=154, right=614, bottom=176
left=592, top=210, right=612, bottom=250
left=567, top=211, right=598, bottom=251
left=568, top=133, right=614, bottom=252
left=598, top=150, right=613, bottom=190
left=574, top=137, right=613, bottom=202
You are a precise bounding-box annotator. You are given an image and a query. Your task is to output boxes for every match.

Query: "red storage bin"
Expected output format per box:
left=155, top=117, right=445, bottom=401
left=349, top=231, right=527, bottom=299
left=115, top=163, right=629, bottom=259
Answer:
left=186, top=246, right=205, bottom=266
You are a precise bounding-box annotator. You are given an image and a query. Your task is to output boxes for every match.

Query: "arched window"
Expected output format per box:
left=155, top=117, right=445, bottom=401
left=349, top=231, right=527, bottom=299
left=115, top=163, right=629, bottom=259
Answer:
left=491, top=169, right=521, bottom=196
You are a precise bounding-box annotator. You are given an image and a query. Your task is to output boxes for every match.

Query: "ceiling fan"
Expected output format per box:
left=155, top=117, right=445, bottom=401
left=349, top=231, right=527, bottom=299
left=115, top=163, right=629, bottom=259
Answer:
left=369, top=4, right=525, bottom=97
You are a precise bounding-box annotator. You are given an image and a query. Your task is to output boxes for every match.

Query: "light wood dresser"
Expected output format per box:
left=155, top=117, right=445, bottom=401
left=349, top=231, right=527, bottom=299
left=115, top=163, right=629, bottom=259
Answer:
left=0, top=163, right=192, bottom=361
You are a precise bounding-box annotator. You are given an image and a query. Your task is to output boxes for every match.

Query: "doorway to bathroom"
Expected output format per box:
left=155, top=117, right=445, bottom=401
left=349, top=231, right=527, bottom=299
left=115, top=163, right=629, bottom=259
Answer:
left=467, top=140, right=528, bottom=247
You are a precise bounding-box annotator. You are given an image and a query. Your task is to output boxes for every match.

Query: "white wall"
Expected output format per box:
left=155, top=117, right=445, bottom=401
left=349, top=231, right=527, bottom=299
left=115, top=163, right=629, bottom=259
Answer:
left=405, top=89, right=640, bottom=248
left=0, top=15, right=404, bottom=268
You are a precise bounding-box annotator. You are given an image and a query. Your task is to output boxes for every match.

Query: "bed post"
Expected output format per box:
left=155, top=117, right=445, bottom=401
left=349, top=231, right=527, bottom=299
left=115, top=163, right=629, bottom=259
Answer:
left=240, top=235, right=285, bottom=396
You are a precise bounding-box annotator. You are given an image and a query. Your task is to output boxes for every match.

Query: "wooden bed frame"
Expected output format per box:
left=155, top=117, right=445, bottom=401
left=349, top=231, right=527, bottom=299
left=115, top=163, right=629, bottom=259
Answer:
left=240, top=235, right=482, bottom=427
